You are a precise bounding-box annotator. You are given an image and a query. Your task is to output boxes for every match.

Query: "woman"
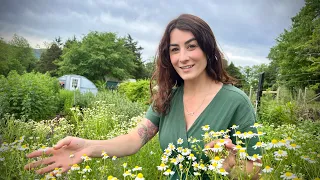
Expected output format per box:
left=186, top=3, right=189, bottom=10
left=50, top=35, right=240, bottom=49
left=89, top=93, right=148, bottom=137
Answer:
left=25, top=14, right=261, bottom=179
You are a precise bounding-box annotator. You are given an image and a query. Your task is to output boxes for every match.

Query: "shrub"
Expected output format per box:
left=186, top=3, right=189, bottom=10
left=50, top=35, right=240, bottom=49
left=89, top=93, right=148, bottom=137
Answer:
left=0, top=71, right=60, bottom=121
left=258, top=94, right=299, bottom=126
left=93, top=89, right=146, bottom=120
left=118, top=80, right=150, bottom=105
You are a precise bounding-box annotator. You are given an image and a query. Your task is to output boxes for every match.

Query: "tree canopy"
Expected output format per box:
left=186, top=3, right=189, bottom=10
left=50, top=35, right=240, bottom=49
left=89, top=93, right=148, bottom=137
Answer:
left=268, top=0, right=320, bottom=89
left=0, top=34, right=37, bottom=76
left=57, top=32, right=137, bottom=82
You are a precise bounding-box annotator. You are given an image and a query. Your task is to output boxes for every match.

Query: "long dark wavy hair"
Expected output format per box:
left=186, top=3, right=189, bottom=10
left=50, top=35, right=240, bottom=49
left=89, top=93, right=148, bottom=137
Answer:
left=150, top=14, right=236, bottom=115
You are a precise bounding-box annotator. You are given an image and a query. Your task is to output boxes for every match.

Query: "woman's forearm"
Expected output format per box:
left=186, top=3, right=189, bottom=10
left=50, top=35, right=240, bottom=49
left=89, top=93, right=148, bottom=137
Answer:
left=85, top=133, right=142, bottom=158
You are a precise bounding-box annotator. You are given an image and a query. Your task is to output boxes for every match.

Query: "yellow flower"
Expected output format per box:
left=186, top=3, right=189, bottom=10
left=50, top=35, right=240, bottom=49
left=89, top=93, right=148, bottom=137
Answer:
left=135, top=173, right=144, bottom=180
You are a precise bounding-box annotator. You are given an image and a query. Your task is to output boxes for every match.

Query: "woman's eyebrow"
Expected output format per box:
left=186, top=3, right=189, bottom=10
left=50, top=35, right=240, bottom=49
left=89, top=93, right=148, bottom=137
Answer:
left=169, top=37, right=196, bottom=47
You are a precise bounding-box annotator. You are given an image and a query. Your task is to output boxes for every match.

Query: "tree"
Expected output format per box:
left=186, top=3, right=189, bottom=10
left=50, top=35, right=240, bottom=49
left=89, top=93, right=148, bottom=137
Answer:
left=226, top=62, right=243, bottom=80
left=36, top=39, right=62, bottom=76
left=124, top=34, right=148, bottom=79
left=225, top=62, right=245, bottom=88
left=0, top=34, right=37, bottom=76
left=145, top=59, right=155, bottom=78
left=57, top=32, right=136, bottom=82
left=268, top=0, right=320, bottom=89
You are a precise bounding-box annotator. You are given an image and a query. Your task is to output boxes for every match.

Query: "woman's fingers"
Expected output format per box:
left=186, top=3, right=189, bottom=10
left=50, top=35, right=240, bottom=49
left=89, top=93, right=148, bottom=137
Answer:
left=205, top=138, right=235, bottom=149
left=35, top=163, right=59, bottom=174
left=53, top=136, right=73, bottom=150
left=26, top=148, right=54, bottom=158
left=224, top=139, right=235, bottom=149
left=24, top=157, right=55, bottom=170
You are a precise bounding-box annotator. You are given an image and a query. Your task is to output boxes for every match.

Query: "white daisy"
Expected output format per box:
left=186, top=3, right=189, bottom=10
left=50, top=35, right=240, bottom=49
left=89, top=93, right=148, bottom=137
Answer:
left=250, top=123, right=263, bottom=128
left=280, top=172, right=297, bottom=179
left=262, top=166, right=273, bottom=173
left=217, top=168, right=229, bottom=176
left=201, top=125, right=210, bottom=131
left=208, top=162, right=222, bottom=171
left=132, top=166, right=142, bottom=171
left=177, top=138, right=184, bottom=145
left=230, top=125, right=239, bottom=130
left=82, top=165, right=92, bottom=173
left=71, top=164, right=80, bottom=171
left=210, top=156, right=225, bottom=164
left=163, top=169, right=175, bottom=176
left=157, top=163, right=168, bottom=171
left=181, top=148, right=191, bottom=156
left=187, top=153, right=197, bottom=161
left=135, top=173, right=145, bottom=180
left=247, top=154, right=262, bottom=161
left=123, top=170, right=131, bottom=177
left=274, top=150, right=288, bottom=158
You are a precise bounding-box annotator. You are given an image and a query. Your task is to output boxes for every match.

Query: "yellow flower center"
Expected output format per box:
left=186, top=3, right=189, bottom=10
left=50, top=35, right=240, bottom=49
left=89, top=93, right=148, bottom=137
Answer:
left=212, top=162, right=218, bottom=167
left=285, top=172, right=293, bottom=177
left=214, top=156, right=220, bottom=160
left=271, top=139, right=278, bottom=144
left=265, top=166, right=270, bottom=169
left=137, top=173, right=143, bottom=178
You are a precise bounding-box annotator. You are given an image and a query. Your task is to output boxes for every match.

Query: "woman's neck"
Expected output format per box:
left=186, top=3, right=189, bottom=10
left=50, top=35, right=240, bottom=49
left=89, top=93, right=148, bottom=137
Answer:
left=183, top=74, right=219, bottom=97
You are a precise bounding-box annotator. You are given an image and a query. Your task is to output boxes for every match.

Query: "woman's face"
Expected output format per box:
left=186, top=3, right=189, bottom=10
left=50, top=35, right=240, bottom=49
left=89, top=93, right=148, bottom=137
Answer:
left=169, top=28, right=207, bottom=82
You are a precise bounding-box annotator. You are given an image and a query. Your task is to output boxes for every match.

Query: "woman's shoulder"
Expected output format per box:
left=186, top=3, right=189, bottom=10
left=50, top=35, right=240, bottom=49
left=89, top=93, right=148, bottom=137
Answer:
left=221, top=84, right=251, bottom=103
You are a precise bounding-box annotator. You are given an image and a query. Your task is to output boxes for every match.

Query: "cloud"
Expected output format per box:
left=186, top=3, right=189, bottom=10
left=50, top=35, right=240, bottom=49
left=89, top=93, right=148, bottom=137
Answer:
left=0, top=0, right=305, bottom=67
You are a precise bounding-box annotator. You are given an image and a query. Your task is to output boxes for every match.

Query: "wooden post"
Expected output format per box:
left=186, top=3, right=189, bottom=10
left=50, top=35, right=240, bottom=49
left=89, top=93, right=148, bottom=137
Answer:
left=277, top=87, right=280, bottom=102
left=304, top=87, right=307, bottom=105
left=255, top=72, right=265, bottom=114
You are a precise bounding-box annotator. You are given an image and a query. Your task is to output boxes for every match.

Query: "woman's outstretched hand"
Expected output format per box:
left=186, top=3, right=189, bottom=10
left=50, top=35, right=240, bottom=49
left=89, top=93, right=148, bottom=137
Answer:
left=24, top=136, right=88, bottom=174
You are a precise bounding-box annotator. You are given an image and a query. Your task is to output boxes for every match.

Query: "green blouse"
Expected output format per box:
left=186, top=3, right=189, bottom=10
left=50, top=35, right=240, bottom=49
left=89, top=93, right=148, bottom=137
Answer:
left=145, top=84, right=261, bottom=176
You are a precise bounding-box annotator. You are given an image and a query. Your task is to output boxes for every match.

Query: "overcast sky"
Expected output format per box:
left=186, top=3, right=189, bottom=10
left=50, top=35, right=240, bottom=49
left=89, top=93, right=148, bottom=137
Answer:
left=0, top=0, right=305, bottom=67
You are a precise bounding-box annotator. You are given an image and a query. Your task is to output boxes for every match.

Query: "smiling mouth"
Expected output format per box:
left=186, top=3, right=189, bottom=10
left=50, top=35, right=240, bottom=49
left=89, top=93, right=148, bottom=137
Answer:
left=180, top=65, right=195, bottom=69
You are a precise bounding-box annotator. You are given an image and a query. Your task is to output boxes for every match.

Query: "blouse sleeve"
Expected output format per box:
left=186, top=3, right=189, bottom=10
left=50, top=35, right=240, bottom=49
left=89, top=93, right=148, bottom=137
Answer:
left=145, top=104, right=161, bottom=127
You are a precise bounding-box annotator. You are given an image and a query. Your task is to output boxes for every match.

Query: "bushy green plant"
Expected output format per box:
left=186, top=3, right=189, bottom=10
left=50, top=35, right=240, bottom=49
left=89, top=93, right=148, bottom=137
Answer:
left=118, top=80, right=150, bottom=105
left=58, top=89, right=96, bottom=116
left=92, top=90, right=146, bottom=120
left=0, top=71, right=60, bottom=121
left=57, top=89, right=74, bottom=115
left=258, top=94, right=299, bottom=126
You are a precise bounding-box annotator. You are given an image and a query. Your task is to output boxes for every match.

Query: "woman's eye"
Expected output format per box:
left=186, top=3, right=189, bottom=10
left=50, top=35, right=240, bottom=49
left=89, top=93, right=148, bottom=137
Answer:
left=187, top=44, right=197, bottom=49
left=171, top=48, right=179, bottom=52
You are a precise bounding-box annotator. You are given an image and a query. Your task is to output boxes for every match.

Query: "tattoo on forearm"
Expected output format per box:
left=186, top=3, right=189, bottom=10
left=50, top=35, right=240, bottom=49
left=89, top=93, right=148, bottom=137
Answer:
left=137, top=120, right=158, bottom=145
